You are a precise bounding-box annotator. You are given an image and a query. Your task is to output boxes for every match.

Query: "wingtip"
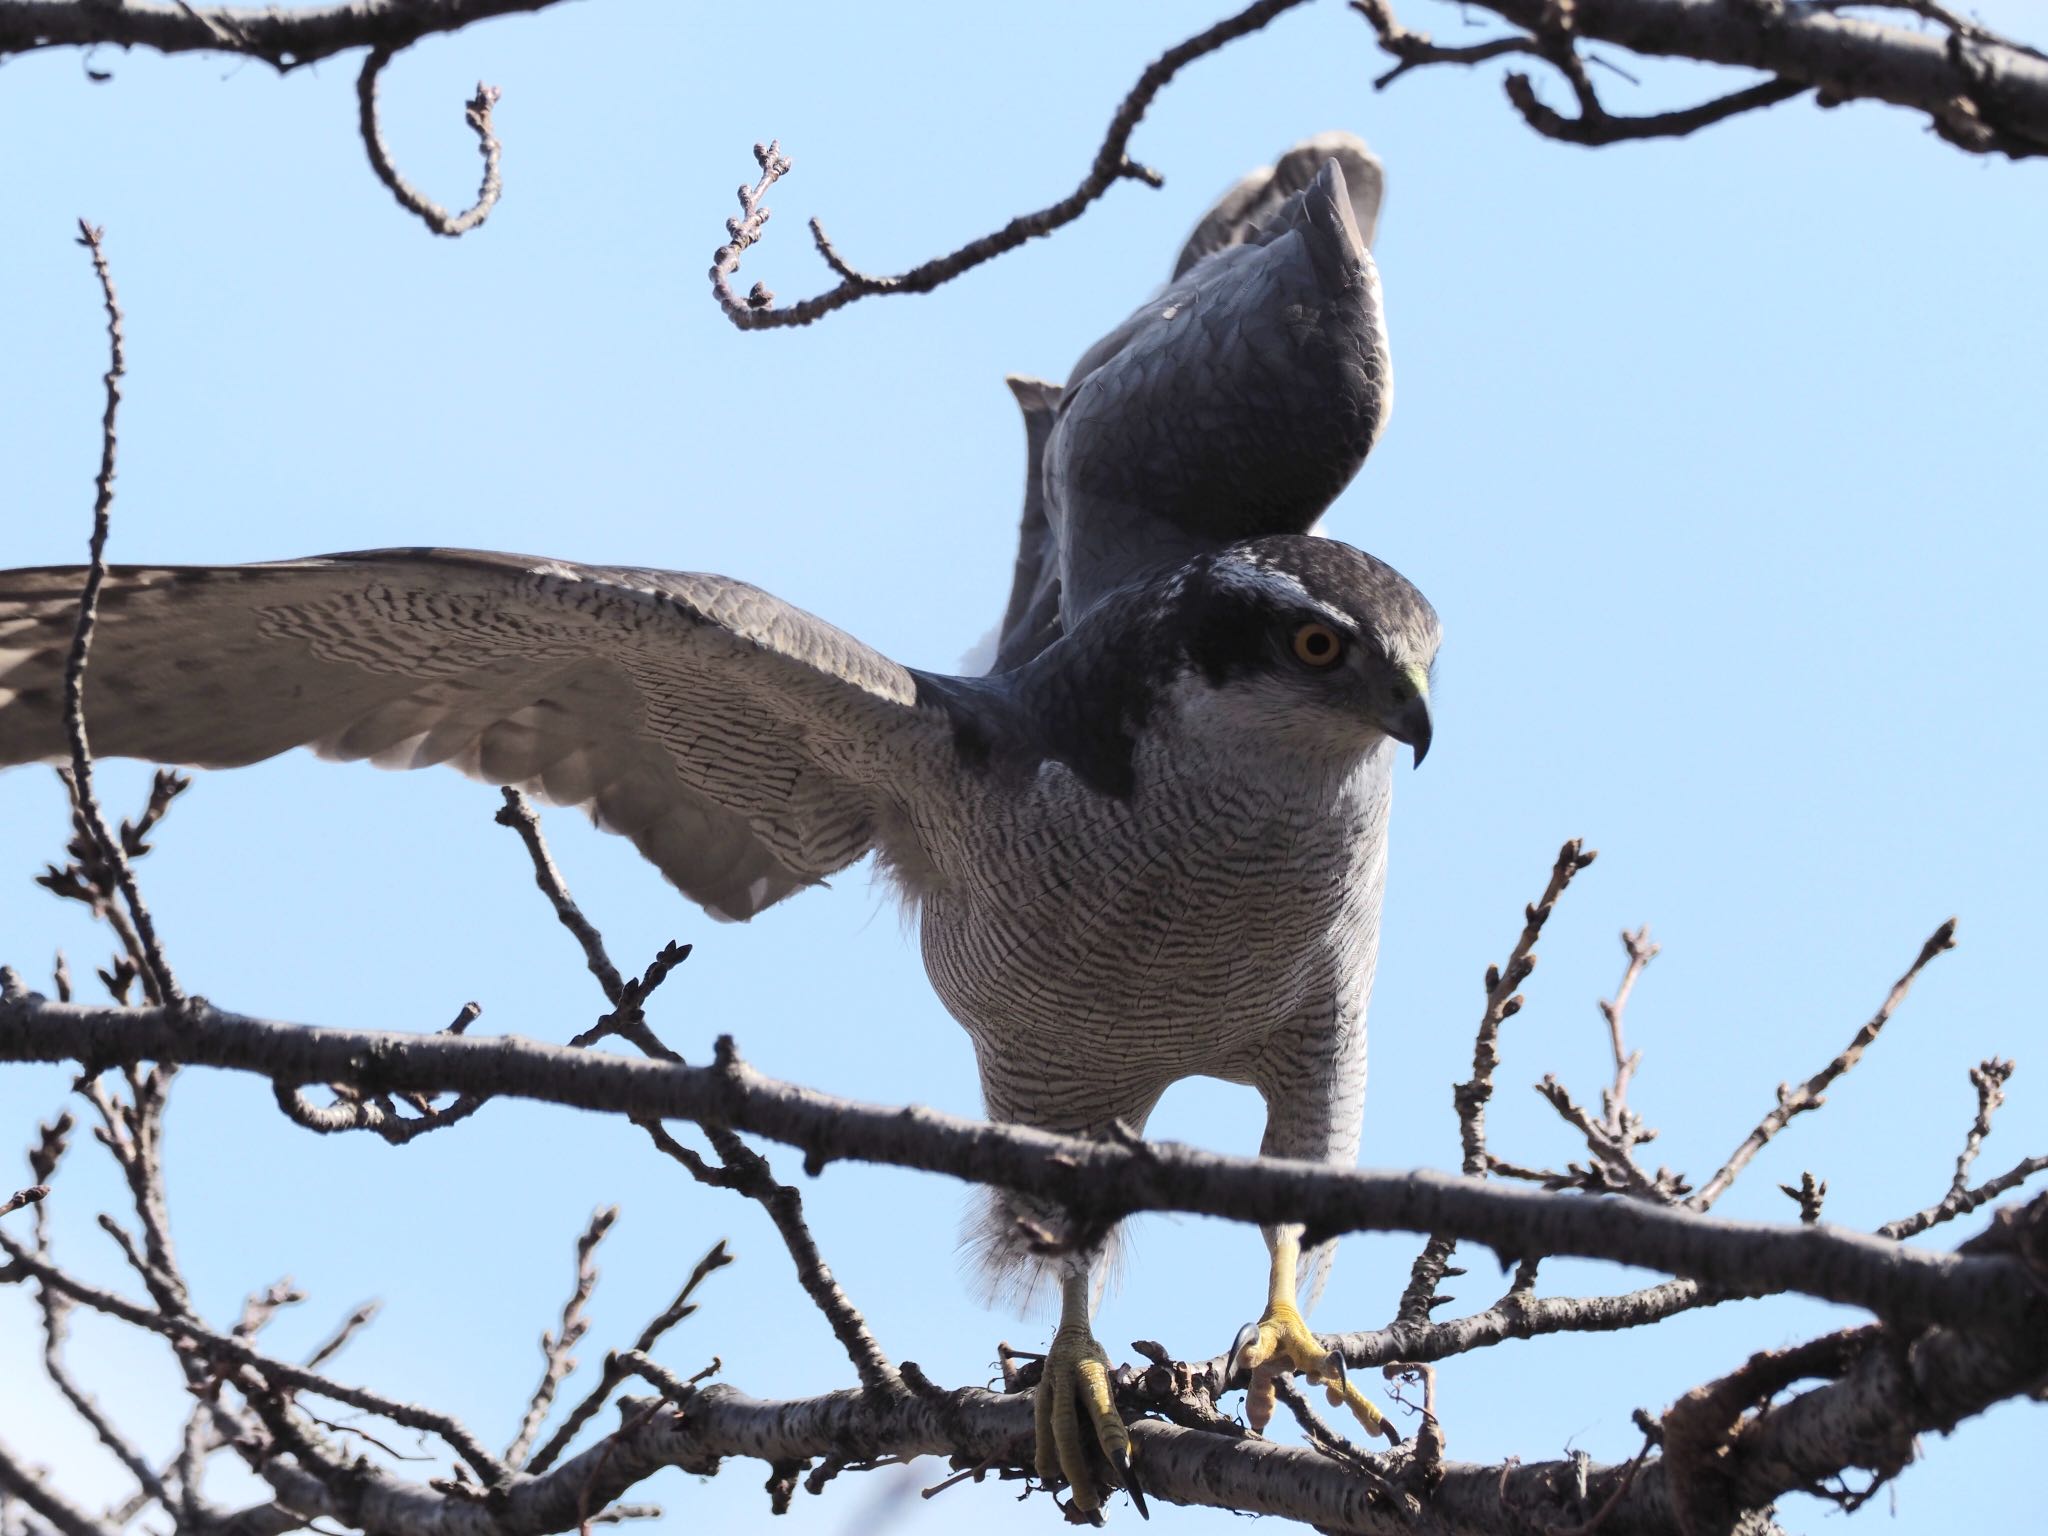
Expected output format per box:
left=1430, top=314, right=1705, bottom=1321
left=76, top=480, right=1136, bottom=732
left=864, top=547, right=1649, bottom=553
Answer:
left=1005, top=374, right=1064, bottom=417
left=1278, top=133, right=1383, bottom=252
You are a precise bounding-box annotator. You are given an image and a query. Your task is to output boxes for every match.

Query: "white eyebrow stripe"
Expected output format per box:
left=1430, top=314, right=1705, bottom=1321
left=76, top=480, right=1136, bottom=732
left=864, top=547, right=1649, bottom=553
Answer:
left=1210, top=553, right=1359, bottom=632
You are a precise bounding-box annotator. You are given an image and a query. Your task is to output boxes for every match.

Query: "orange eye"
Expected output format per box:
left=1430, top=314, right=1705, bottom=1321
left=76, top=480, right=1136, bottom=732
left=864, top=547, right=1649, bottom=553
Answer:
left=1291, top=622, right=1343, bottom=668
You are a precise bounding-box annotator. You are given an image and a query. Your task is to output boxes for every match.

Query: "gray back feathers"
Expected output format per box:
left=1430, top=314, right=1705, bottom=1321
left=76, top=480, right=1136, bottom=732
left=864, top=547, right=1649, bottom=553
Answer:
left=991, top=132, right=1391, bottom=673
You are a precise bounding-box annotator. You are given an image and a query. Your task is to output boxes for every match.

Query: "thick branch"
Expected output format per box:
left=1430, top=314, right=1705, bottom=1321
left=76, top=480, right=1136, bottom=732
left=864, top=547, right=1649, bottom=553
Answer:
left=0, top=1, right=577, bottom=69
left=3, top=995, right=2042, bottom=1333
left=229, top=1298, right=2048, bottom=1536
left=1460, top=0, right=2048, bottom=155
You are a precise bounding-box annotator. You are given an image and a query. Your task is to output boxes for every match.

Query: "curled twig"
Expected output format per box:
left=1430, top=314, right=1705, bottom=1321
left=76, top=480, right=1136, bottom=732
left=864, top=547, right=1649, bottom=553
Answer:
left=356, top=47, right=504, bottom=238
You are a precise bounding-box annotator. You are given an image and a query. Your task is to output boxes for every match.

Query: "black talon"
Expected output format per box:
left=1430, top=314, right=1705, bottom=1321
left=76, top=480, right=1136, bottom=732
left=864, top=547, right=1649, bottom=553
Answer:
left=1108, top=1443, right=1149, bottom=1519
left=1320, top=1348, right=1348, bottom=1392
left=1224, top=1321, right=1259, bottom=1386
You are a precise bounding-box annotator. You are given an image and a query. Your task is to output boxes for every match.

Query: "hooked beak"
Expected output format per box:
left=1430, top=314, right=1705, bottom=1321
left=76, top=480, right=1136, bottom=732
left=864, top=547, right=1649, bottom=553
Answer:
left=1384, top=665, right=1433, bottom=767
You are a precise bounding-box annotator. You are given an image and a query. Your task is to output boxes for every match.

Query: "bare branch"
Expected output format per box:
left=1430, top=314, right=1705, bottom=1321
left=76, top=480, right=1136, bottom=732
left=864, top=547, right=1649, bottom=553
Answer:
left=0, top=1230, right=510, bottom=1488
left=0, top=1187, right=45, bottom=1219
left=525, top=1242, right=732, bottom=1476
left=1880, top=1059, right=2043, bottom=1239
left=493, top=799, right=896, bottom=1397
left=1364, top=0, right=2048, bottom=157
left=0, top=1443, right=115, bottom=1536
left=1779, top=1171, right=1827, bottom=1225
left=35, top=1285, right=167, bottom=1510
left=1599, top=926, right=1659, bottom=1145
left=1399, top=838, right=1596, bottom=1324
left=494, top=789, right=627, bottom=1005
left=302, top=1299, right=382, bottom=1372
left=1504, top=71, right=1809, bottom=144
left=356, top=48, right=503, bottom=238
left=1691, top=918, right=1958, bottom=1212
left=0, top=1, right=580, bottom=71
left=1350, top=0, right=1545, bottom=88
left=1949, top=1057, right=2014, bottom=1199
left=506, top=1206, right=618, bottom=1469
left=62, top=223, right=181, bottom=1012
left=706, top=0, right=1313, bottom=329
left=6, top=997, right=2043, bottom=1334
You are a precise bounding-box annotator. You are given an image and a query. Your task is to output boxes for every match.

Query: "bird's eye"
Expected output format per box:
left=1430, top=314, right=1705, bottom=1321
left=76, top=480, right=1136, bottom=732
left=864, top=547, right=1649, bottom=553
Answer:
left=1291, top=622, right=1343, bottom=668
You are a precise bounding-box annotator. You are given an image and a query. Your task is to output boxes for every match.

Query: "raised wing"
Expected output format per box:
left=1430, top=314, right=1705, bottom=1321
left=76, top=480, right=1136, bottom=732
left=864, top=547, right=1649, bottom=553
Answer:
left=0, top=550, right=961, bottom=921
left=994, top=134, right=1390, bottom=669
left=1171, top=131, right=1382, bottom=280
left=990, top=375, right=1065, bottom=674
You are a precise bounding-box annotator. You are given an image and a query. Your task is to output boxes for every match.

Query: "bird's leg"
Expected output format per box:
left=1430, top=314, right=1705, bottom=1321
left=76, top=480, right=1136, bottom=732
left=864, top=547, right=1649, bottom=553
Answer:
left=1034, top=1258, right=1145, bottom=1518
left=1225, top=1224, right=1392, bottom=1440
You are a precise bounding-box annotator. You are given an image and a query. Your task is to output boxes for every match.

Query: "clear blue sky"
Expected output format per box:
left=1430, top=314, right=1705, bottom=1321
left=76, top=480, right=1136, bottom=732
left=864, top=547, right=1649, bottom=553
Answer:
left=2, top=3, right=2042, bottom=1530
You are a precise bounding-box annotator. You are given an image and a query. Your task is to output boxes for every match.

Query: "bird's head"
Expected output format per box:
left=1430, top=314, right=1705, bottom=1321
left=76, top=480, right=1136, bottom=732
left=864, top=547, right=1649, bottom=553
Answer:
left=1001, top=535, right=1437, bottom=799
left=1140, top=535, right=1438, bottom=768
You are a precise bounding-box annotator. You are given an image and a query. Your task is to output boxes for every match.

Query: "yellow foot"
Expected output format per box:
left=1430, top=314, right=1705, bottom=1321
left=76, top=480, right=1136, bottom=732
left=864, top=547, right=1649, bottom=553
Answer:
left=1033, top=1277, right=1147, bottom=1520
left=1225, top=1230, right=1397, bottom=1444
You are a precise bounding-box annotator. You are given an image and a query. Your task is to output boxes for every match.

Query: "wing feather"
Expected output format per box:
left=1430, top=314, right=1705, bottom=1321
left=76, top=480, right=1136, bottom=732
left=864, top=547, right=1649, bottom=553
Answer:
left=988, top=134, right=1390, bottom=651
left=0, top=549, right=959, bottom=921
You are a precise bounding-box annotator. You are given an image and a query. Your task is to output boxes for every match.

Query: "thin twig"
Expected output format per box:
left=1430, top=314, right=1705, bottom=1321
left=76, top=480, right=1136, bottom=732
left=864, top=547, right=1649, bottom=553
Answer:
left=303, top=1300, right=382, bottom=1372
left=356, top=47, right=503, bottom=238
left=62, top=223, right=181, bottom=1011
left=0, top=1441, right=116, bottom=1536
left=1598, top=926, right=1659, bottom=1140
left=1950, top=1058, right=2014, bottom=1198
left=493, top=798, right=900, bottom=1397
left=707, top=0, right=1313, bottom=329
left=1504, top=73, right=1810, bottom=145
left=0, top=1188, right=46, bottom=1219
left=0, top=1231, right=510, bottom=1488
left=524, top=1243, right=730, bottom=1476
left=1690, top=919, right=1958, bottom=1212
left=495, top=789, right=625, bottom=1005
left=506, top=1206, right=618, bottom=1467
left=1779, top=1172, right=1827, bottom=1225
left=1398, top=839, right=1596, bottom=1325
left=1880, top=1059, right=2040, bottom=1239
left=1351, top=0, right=1543, bottom=88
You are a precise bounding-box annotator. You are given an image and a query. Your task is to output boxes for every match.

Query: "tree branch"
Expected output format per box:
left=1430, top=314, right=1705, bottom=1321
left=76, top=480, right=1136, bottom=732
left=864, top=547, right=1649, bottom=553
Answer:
left=705, top=0, right=1314, bottom=329
left=3, top=995, right=2042, bottom=1335
left=62, top=223, right=181, bottom=1012
left=1399, top=839, right=1596, bottom=1325
left=356, top=48, right=504, bottom=238
left=1361, top=0, right=2048, bottom=157
left=0, top=1, right=578, bottom=69
left=1690, top=917, right=1957, bottom=1212
left=0, top=1443, right=114, bottom=1536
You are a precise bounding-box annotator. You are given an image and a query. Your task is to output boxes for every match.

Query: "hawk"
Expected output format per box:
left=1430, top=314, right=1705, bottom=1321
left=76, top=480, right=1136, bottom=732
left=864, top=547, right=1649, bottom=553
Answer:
left=0, top=135, right=1435, bottom=1515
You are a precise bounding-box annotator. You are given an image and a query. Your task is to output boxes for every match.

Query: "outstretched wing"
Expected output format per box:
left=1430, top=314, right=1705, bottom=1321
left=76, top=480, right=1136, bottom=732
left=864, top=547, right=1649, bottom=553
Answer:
left=0, top=550, right=962, bottom=921
left=1005, top=134, right=1388, bottom=654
